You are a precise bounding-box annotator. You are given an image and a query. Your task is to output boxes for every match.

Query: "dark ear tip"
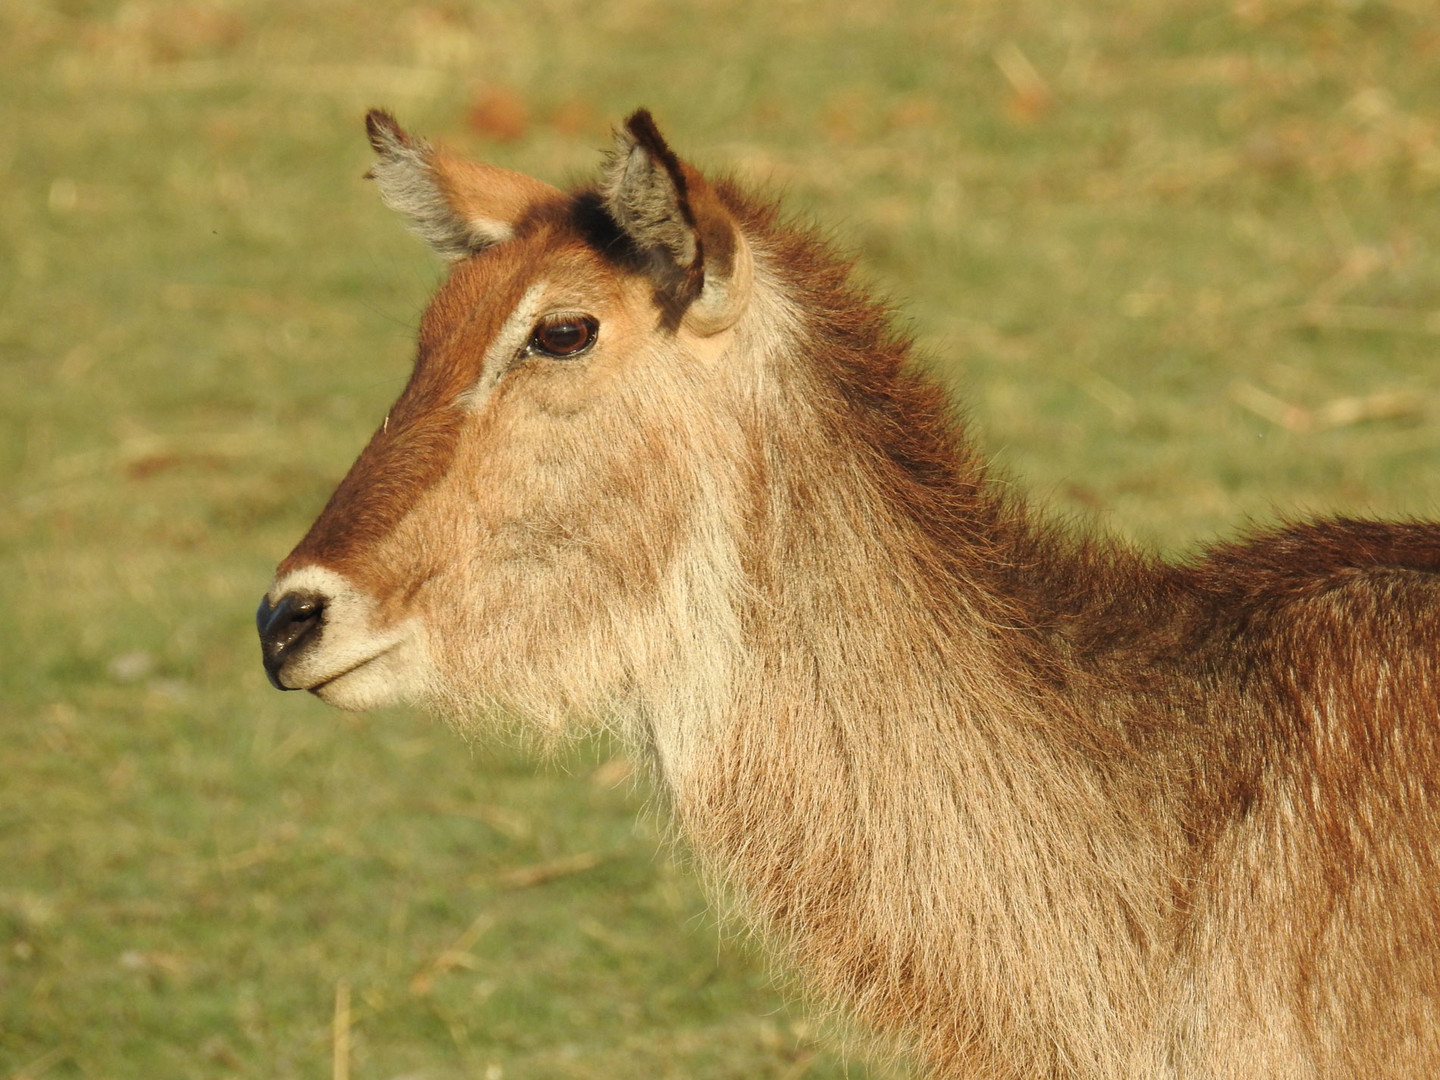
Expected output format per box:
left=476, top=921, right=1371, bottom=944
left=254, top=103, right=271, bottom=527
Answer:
left=365, top=108, right=406, bottom=154
left=623, top=108, right=667, bottom=153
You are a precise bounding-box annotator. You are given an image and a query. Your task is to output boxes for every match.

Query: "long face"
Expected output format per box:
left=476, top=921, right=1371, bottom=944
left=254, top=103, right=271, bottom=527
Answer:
left=258, top=111, right=756, bottom=727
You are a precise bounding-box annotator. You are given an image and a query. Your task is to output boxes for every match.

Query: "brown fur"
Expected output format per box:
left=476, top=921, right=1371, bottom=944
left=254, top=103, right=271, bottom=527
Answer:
left=262, top=112, right=1440, bottom=1078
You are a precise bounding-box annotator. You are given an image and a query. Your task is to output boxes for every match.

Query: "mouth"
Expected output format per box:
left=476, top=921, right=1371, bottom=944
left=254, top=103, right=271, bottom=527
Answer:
left=300, top=646, right=397, bottom=696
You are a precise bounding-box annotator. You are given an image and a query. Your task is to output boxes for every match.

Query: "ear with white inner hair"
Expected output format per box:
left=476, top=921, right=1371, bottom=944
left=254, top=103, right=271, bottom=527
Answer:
left=601, top=110, right=753, bottom=336
left=364, top=109, right=561, bottom=261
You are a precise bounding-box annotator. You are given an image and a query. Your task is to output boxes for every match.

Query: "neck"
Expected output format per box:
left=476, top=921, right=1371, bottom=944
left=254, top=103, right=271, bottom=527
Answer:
left=642, top=303, right=1176, bottom=1076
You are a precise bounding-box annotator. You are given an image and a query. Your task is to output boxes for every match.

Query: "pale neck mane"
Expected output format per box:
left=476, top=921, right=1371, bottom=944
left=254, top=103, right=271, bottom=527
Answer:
left=638, top=188, right=1180, bottom=1078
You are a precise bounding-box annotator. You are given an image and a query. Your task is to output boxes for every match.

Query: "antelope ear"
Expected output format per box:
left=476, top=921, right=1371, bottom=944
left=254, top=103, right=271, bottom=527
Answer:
left=364, top=110, right=560, bottom=261
left=601, top=110, right=753, bottom=335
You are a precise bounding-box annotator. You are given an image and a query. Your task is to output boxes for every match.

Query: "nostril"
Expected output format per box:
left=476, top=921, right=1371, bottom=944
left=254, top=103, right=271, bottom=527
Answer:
left=257, top=591, right=326, bottom=690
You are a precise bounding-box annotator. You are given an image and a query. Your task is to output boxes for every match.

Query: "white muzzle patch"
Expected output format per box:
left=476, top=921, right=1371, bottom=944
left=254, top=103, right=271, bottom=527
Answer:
left=266, top=565, right=430, bottom=711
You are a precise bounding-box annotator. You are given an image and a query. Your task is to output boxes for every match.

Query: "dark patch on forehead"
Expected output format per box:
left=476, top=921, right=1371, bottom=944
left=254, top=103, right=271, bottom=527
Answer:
left=528, top=189, right=701, bottom=331
left=504, top=190, right=648, bottom=276
left=570, top=190, right=645, bottom=266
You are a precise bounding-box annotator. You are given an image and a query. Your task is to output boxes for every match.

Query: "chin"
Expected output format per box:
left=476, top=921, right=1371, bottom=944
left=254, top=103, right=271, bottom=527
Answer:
left=293, top=636, right=432, bottom=712
left=308, top=669, right=406, bottom=712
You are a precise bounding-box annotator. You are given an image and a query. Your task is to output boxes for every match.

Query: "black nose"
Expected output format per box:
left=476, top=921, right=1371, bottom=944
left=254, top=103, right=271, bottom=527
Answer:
left=257, top=592, right=325, bottom=690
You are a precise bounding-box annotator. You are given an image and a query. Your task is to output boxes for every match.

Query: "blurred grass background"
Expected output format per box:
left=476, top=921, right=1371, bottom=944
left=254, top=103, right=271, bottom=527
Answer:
left=2, top=0, right=1437, bottom=1076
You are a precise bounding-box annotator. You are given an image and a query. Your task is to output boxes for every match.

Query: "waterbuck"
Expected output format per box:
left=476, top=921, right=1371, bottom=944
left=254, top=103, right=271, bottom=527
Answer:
left=258, top=110, right=1439, bottom=1078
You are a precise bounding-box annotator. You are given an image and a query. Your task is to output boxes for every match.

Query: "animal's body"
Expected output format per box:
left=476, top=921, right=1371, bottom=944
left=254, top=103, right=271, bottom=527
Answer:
left=258, top=110, right=1440, bottom=1078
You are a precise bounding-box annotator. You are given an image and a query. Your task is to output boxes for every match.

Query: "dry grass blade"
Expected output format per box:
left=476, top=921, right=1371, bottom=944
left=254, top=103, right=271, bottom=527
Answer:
left=1232, top=382, right=1424, bottom=432
left=993, top=41, right=1053, bottom=120
left=1294, top=305, right=1440, bottom=336
left=332, top=979, right=351, bottom=1080
left=590, top=755, right=635, bottom=789
left=1231, top=381, right=1311, bottom=431
left=425, top=800, right=532, bottom=840
left=1315, top=390, right=1425, bottom=428
left=496, top=851, right=606, bottom=889
left=7, top=1047, right=68, bottom=1080
left=216, top=842, right=279, bottom=873
left=409, top=912, right=496, bottom=995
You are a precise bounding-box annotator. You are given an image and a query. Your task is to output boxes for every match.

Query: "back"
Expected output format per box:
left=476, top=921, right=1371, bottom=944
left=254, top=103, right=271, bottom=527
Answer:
left=1173, top=524, right=1440, bottom=1076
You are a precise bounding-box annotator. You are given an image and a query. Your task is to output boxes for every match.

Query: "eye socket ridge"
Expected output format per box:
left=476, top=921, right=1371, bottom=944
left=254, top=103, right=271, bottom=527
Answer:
left=528, top=312, right=599, bottom=359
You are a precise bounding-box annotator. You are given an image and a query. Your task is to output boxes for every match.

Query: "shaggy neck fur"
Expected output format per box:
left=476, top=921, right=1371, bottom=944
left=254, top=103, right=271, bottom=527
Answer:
left=626, top=190, right=1184, bottom=1079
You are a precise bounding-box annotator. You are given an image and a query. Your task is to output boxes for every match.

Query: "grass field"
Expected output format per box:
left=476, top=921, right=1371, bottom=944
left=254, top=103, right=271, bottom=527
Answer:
left=3, top=0, right=1438, bottom=1077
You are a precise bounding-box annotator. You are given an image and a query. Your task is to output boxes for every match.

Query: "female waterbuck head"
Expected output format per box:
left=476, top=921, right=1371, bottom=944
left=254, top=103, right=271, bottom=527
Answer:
left=259, top=110, right=768, bottom=733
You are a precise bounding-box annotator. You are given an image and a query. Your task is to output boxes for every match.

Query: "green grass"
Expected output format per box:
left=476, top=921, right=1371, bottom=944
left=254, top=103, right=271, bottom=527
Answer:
left=3, top=0, right=1438, bottom=1076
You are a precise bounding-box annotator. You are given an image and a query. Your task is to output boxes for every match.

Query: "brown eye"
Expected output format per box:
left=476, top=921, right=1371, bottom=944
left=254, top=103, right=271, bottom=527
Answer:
left=530, top=313, right=598, bottom=358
